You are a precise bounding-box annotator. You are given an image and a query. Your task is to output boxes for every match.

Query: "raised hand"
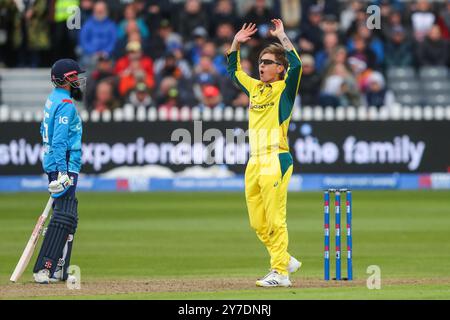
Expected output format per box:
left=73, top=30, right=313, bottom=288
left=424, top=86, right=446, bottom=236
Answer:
left=269, top=19, right=294, bottom=51
left=234, top=23, right=258, bottom=44
left=269, top=19, right=285, bottom=38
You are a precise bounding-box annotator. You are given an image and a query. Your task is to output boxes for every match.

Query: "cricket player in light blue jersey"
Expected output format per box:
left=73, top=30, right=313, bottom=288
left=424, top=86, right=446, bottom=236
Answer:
left=33, top=59, right=85, bottom=284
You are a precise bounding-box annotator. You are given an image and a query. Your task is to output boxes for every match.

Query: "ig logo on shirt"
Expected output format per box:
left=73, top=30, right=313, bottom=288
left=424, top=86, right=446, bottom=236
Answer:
left=59, top=116, right=69, bottom=124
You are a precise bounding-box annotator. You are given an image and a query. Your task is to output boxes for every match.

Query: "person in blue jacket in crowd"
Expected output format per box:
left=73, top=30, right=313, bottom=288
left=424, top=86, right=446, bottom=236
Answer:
left=79, top=1, right=117, bottom=69
left=33, top=58, right=84, bottom=284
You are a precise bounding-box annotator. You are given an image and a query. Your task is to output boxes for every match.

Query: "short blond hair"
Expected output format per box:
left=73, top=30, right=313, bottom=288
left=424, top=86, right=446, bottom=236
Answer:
left=258, top=43, right=289, bottom=76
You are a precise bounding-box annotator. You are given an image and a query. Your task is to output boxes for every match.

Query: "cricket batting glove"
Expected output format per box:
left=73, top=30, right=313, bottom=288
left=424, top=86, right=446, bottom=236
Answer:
left=48, top=172, right=72, bottom=197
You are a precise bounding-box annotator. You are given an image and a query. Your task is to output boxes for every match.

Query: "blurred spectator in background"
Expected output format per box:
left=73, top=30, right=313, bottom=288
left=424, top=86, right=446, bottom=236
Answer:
left=186, top=26, right=209, bottom=65
left=383, top=9, right=410, bottom=41
left=321, top=14, right=340, bottom=35
left=144, top=0, right=171, bottom=31
left=127, top=81, right=153, bottom=109
left=49, top=0, right=79, bottom=62
left=133, top=0, right=147, bottom=18
left=320, top=63, right=360, bottom=107
left=211, top=0, right=239, bottom=35
left=93, top=80, right=121, bottom=112
left=148, top=19, right=182, bottom=61
left=79, top=0, right=94, bottom=25
left=322, top=45, right=349, bottom=77
left=192, top=55, right=222, bottom=103
left=340, top=0, right=363, bottom=33
left=12, top=0, right=50, bottom=67
left=298, top=54, right=321, bottom=106
left=158, top=87, right=180, bottom=120
left=155, top=76, right=177, bottom=105
left=114, top=27, right=151, bottom=60
left=345, top=8, right=367, bottom=39
left=201, top=41, right=228, bottom=76
left=155, top=74, right=196, bottom=107
left=102, top=0, right=122, bottom=21
left=352, top=24, right=384, bottom=67
left=374, top=0, right=404, bottom=41
left=117, top=3, right=149, bottom=40
left=300, top=5, right=324, bottom=52
left=276, top=0, right=300, bottom=31
left=154, top=52, right=191, bottom=83
left=300, top=0, right=339, bottom=24
left=411, top=0, right=436, bottom=42
left=311, top=0, right=339, bottom=18
left=385, top=26, right=414, bottom=68
left=417, top=24, right=449, bottom=66
left=215, top=22, right=235, bottom=47
left=348, top=35, right=377, bottom=70
left=198, top=85, right=224, bottom=110
left=319, top=76, right=342, bottom=107
left=378, top=0, right=393, bottom=30
left=348, top=56, right=373, bottom=93
left=86, top=53, right=117, bottom=110
left=245, top=0, right=275, bottom=39
left=297, top=36, right=315, bottom=56
left=221, top=56, right=252, bottom=107
left=0, top=1, right=16, bottom=66
left=157, top=76, right=180, bottom=118
left=116, top=41, right=155, bottom=96
left=178, top=0, right=209, bottom=41
left=79, top=1, right=117, bottom=70
left=315, top=32, right=339, bottom=72
left=440, top=1, right=450, bottom=40
left=364, top=71, right=395, bottom=108
left=115, top=41, right=154, bottom=78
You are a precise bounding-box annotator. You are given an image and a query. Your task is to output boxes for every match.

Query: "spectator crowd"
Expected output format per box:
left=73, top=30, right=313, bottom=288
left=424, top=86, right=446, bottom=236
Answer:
left=1, top=0, right=450, bottom=112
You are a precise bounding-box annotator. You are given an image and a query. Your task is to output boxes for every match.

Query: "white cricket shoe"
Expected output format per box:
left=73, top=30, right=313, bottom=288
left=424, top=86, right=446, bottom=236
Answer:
left=256, top=270, right=292, bottom=287
left=33, top=269, right=50, bottom=284
left=49, top=269, right=77, bottom=283
left=288, top=256, right=302, bottom=274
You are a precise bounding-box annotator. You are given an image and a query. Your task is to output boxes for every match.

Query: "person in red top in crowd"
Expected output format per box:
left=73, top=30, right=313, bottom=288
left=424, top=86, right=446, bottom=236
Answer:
left=115, top=41, right=154, bottom=82
left=200, top=85, right=224, bottom=110
left=116, top=41, right=155, bottom=96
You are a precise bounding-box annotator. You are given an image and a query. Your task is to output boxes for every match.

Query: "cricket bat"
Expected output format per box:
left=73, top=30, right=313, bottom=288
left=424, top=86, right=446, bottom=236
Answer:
left=10, top=196, right=54, bottom=282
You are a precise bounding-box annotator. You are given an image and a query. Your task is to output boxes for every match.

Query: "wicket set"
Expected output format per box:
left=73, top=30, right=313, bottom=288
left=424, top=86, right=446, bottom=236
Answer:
left=324, top=188, right=352, bottom=281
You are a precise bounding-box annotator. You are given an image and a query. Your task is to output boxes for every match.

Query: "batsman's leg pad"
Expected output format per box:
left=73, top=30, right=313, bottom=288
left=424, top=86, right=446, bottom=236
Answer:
left=33, top=197, right=78, bottom=275
left=60, top=234, right=75, bottom=280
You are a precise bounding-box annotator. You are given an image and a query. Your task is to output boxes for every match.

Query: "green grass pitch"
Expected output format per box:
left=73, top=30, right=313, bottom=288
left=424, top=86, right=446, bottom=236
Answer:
left=0, top=191, right=449, bottom=299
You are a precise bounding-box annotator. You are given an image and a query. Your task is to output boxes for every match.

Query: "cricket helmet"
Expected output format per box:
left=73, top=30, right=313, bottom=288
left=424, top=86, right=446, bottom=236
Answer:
left=51, top=59, right=86, bottom=88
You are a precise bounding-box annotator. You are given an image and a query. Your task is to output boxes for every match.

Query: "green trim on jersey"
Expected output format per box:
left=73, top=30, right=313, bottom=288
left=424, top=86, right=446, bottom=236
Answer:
left=279, top=152, right=293, bottom=179
left=278, top=50, right=302, bottom=125
left=227, top=51, right=250, bottom=96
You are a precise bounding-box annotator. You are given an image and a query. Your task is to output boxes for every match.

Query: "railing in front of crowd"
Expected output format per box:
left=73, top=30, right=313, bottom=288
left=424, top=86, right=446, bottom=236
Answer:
left=1, top=104, right=450, bottom=122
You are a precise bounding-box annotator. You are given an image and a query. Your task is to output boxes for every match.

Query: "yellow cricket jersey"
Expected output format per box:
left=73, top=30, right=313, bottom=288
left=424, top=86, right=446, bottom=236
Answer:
left=227, top=48, right=302, bottom=156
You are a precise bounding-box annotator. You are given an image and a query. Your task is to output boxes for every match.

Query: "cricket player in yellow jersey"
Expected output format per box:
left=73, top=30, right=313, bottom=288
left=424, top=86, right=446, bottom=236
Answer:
left=227, top=20, right=302, bottom=287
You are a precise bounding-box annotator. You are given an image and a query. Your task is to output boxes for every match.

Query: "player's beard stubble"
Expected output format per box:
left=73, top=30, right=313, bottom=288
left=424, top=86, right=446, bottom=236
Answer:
left=70, top=87, right=83, bottom=101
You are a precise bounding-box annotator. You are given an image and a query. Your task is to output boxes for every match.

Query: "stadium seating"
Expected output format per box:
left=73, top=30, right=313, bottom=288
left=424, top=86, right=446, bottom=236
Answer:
left=0, top=69, right=52, bottom=109
left=387, top=66, right=450, bottom=106
left=386, top=67, right=416, bottom=80
left=419, top=66, right=448, bottom=80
